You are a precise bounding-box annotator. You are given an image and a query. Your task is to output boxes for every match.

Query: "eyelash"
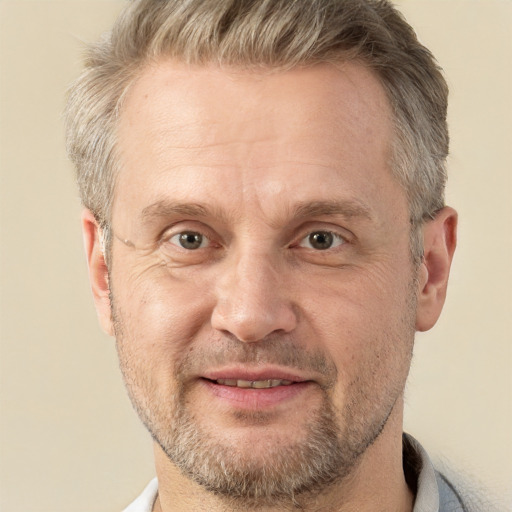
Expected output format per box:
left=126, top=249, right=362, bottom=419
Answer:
left=163, top=228, right=348, bottom=252
left=168, top=231, right=211, bottom=250
left=297, top=231, right=346, bottom=251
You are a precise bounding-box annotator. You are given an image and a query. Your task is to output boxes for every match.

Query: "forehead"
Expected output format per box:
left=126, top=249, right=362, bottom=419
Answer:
left=114, top=60, right=403, bottom=228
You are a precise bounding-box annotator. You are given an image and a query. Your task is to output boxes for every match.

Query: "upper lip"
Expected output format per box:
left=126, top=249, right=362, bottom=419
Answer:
left=201, top=366, right=310, bottom=383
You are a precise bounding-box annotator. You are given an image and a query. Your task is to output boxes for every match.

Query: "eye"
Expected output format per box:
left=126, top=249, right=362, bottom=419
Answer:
left=169, top=231, right=209, bottom=250
left=299, top=231, right=345, bottom=250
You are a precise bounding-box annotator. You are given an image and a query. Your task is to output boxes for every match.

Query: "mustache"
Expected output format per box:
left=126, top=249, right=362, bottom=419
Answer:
left=177, top=333, right=338, bottom=388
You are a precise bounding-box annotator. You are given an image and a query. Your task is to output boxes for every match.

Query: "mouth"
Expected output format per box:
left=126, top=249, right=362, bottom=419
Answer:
left=212, top=378, right=293, bottom=389
left=199, top=369, right=313, bottom=410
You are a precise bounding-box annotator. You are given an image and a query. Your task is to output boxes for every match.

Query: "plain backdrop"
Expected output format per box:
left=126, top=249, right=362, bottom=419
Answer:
left=0, top=1, right=510, bottom=511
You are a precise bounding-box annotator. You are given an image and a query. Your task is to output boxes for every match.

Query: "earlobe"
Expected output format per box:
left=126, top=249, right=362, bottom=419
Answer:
left=81, top=209, right=114, bottom=336
left=415, top=207, right=458, bottom=332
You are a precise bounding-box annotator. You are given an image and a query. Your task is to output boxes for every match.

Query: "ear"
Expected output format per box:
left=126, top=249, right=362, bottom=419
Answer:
left=415, top=207, right=458, bottom=332
left=81, top=209, right=114, bottom=336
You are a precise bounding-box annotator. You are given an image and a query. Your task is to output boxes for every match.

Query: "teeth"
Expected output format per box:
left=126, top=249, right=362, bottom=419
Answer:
left=216, top=379, right=293, bottom=389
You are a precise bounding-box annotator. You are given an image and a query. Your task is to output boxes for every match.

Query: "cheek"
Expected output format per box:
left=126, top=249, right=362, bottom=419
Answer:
left=111, top=262, right=216, bottom=377
left=303, top=259, right=414, bottom=334
left=301, top=261, right=416, bottom=391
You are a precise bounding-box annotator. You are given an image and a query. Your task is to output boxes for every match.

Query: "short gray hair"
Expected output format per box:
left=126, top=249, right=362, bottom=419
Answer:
left=65, top=0, right=449, bottom=262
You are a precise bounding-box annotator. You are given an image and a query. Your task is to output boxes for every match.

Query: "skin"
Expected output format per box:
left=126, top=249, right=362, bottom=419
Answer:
left=82, top=61, right=457, bottom=511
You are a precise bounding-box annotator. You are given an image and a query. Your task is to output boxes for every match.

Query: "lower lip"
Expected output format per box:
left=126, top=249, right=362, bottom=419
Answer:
left=201, top=379, right=312, bottom=410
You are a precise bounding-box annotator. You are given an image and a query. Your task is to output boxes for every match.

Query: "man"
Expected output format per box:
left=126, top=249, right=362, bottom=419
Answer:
left=65, top=0, right=461, bottom=510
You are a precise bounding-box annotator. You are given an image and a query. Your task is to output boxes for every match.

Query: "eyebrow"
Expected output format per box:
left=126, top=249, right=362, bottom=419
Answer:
left=291, top=200, right=373, bottom=222
left=140, top=200, right=232, bottom=226
left=142, top=201, right=208, bottom=220
left=139, top=198, right=373, bottom=226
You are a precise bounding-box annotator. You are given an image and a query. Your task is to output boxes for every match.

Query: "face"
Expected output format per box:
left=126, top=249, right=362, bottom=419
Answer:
left=97, top=61, right=421, bottom=503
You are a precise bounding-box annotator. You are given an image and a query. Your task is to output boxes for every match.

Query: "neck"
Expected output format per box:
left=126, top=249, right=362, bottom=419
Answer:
left=152, top=398, right=414, bottom=512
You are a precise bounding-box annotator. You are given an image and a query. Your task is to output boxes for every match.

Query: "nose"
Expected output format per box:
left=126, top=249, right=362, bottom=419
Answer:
left=211, top=251, right=298, bottom=343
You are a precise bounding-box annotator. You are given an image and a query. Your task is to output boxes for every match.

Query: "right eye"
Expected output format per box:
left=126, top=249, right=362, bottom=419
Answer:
left=298, top=230, right=346, bottom=251
left=168, top=231, right=210, bottom=250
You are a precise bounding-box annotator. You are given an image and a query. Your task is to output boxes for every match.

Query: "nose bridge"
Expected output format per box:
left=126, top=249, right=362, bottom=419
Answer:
left=236, top=248, right=278, bottom=309
left=211, top=244, right=297, bottom=342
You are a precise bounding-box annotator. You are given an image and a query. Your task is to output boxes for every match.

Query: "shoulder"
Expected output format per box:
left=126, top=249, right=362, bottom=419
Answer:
left=404, top=434, right=503, bottom=512
left=435, top=470, right=507, bottom=512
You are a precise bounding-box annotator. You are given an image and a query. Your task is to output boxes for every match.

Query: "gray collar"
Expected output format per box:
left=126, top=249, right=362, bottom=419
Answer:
left=404, top=433, right=465, bottom=512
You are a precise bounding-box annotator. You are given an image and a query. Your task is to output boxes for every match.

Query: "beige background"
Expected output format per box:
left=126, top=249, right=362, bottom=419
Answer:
left=0, top=1, right=510, bottom=510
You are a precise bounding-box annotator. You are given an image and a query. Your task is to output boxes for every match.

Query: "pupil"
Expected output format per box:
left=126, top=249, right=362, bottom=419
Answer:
left=310, top=232, right=333, bottom=250
left=179, top=232, right=202, bottom=249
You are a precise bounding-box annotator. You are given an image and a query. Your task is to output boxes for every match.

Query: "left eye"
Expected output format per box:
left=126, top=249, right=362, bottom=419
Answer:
left=299, top=231, right=345, bottom=251
left=169, top=231, right=210, bottom=250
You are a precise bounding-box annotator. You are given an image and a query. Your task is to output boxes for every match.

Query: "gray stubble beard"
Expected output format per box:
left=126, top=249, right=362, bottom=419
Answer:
left=141, top=376, right=397, bottom=510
